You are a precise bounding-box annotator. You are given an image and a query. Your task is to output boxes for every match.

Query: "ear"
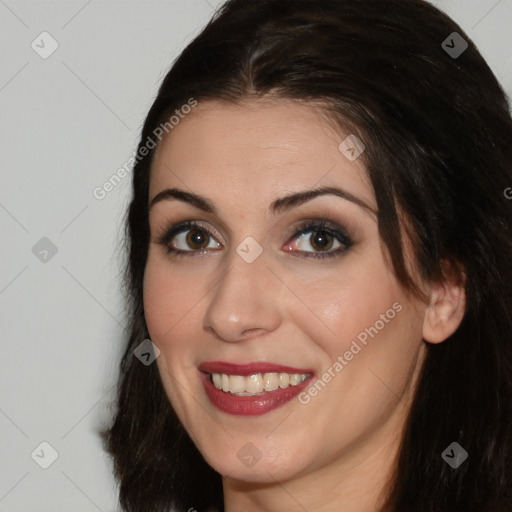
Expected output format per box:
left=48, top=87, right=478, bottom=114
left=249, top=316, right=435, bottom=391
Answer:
left=422, top=259, right=466, bottom=344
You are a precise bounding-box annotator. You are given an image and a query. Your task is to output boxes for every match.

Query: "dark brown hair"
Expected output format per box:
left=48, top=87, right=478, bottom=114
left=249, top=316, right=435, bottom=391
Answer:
left=101, top=1, right=512, bottom=510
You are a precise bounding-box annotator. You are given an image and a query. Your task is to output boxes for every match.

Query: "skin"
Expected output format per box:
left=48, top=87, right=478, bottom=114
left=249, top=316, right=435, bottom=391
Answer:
left=143, top=98, right=466, bottom=512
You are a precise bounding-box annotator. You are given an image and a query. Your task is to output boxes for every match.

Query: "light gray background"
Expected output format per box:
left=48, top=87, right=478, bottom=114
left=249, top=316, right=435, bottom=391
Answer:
left=0, top=1, right=511, bottom=510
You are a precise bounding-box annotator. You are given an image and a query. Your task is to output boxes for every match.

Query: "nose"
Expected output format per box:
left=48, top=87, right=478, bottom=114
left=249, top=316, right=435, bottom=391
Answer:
left=202, top=249, right=282, bottom=343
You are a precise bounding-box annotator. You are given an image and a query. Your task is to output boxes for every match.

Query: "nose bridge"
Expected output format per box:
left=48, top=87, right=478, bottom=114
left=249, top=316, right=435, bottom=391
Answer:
left=202, top=245, right=282, bottom=342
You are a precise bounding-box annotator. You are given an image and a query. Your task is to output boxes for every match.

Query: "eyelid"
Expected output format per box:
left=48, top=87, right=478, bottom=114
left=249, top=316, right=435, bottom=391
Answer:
left=283, top=217, right=352, bottom=241
left=155, top=216, right=355, bottom=258
left=282, top=218, right=353, bottom=255
left=156, top=219, right=223, bottom=246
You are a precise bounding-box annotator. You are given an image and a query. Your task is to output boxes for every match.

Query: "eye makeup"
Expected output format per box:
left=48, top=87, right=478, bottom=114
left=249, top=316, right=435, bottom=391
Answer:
left=154, top=216, right=355, bottom=260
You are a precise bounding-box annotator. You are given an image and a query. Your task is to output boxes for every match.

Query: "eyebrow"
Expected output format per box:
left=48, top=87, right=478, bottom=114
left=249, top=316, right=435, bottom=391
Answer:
left=149, top=186, right=377, bottom=217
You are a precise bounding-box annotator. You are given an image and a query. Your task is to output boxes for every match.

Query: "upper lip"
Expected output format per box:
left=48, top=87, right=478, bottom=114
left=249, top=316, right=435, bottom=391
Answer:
left=198, top=361, right=314, bottom=376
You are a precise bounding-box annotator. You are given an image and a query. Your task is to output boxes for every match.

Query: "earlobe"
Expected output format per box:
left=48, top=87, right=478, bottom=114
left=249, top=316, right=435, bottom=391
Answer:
left=422, top=262, right=466, bottom=344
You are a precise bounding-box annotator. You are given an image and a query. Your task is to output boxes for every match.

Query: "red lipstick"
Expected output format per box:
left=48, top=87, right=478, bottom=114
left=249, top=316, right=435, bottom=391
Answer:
left=198, top=361, right=313, bottom=376
left=198, top=361, right=314, bottom=416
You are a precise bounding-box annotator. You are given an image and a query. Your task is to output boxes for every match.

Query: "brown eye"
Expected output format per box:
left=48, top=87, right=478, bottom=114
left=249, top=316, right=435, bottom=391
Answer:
left=157, top=219, right=353, bottom=260
left=157, top=221, right=222, bottom=256
left=288, top=227, right=343, bottom=255
left=282, top=219, right=353, bottom=260
left=308, top=231, right=335, bottom=252
left=185, top=228, right=210, bottom=250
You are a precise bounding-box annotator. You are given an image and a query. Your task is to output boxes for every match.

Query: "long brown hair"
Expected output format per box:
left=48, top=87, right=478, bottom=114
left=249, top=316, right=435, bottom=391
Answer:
left=101, top=1, right=512, bottom=510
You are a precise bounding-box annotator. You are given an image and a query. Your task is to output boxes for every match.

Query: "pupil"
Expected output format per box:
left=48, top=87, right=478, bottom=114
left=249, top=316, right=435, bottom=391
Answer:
left=187, top=229, right=207, bottom=249
left=312, top=231, right=331, bottom=250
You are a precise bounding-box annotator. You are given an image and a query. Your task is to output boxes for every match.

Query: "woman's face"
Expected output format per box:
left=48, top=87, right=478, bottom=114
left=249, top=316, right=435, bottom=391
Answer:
left=144, top=98, right=429, bottom=484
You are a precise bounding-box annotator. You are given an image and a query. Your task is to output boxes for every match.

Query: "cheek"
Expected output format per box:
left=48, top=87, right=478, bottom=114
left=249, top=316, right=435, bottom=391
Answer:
left=288, top=255, right=400, bottom=362
left=143, top=261, right=169, bottom=340
left=301, top=275, right=423, bottom=428
left=142, top=252, right=213, bottom=382
left=143, top=254, right=192, bottom=343
left=142, top=255, right=204, bottom=415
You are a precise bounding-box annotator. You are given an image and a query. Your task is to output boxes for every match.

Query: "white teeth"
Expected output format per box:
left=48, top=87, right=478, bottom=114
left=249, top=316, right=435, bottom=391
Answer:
left=209, top=372, right=309, bottom=395
left=229, top=375, right=246, bottom=394
left=263, top=373, right=279, bottom=391
left=289, top=374, right=302, bottom=386
left=246, top=374, right=263, bottom=393
left=212, top=373, right=222, bottom=388
left=221, top=374, right=230, bottom=392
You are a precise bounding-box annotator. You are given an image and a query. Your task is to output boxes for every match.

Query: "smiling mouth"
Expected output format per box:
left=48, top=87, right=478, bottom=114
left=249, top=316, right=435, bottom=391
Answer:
left=199, top=369, right=314, bottom=416
left=198, top=361, right=315, bottom=415
left=207, top=371, right=311, bottom=396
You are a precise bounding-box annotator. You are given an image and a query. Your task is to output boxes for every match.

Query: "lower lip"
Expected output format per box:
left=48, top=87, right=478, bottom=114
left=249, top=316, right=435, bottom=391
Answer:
left=200, top=371, right=313, bottom=416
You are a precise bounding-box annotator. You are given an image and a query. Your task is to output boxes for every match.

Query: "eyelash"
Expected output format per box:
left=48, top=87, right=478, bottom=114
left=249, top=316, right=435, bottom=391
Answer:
left=155, top=218, right=354, bottom=260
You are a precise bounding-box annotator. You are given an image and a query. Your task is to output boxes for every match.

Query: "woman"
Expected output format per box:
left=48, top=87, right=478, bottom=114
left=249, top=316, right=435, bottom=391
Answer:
left=102, top=0, right=512, bottom=511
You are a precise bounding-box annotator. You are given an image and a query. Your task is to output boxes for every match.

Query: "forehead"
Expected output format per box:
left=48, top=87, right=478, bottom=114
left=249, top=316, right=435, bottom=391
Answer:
left=149, top=98, right=375, bottom=212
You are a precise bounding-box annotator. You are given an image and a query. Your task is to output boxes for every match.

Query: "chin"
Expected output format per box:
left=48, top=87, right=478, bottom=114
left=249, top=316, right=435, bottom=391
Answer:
left=201, top=441, right=311, bottom=484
